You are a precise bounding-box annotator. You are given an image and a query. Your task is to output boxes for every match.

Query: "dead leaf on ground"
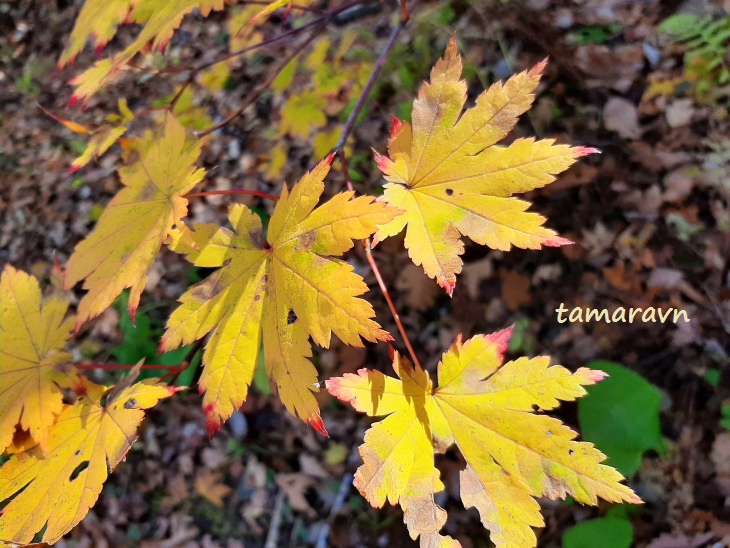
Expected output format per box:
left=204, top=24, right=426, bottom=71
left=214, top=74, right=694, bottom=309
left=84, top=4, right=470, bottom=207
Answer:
left=603, top=97, right=641, bottom=139
left=501, top=270, right=531, bottom=311
left=194, top=471, right=232, bottom=507
left=276, top=473, right=317, bottom=518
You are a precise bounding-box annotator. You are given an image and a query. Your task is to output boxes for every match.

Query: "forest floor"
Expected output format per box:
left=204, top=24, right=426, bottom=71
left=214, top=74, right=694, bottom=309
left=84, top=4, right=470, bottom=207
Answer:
left=2, top=0, right=730, bottom=546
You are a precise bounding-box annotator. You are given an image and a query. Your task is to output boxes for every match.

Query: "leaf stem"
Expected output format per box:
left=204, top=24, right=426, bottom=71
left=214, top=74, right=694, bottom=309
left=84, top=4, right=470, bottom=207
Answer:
left=334, top=16, right=406, bottom=151
left=184, top=189, right=280, bottom=200
left=195, top=22, right=326, bottom=137
left=363, top=240, right=423, bottom=371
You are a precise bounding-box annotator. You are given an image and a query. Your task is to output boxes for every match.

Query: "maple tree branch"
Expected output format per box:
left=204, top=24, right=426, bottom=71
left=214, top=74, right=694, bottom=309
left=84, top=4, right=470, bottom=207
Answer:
left=334, top=16, right=405, bottom=151
left=173, top=0, right=368, bottom=76
left=158, top=338, right=205, bottom=383
left=196, top=22, right=326, bottom=137
left=239, top=0, right=324, bottom=14
left=363, top=240, right=423, bottom=371
left=184, top=189, right=279, bottom=201
left=75, top=364, right=173, bottom=370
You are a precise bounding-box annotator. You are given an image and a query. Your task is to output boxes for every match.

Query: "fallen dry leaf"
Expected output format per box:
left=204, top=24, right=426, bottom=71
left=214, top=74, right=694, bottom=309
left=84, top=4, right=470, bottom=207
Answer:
left=194, top=470, right=232, bottom=507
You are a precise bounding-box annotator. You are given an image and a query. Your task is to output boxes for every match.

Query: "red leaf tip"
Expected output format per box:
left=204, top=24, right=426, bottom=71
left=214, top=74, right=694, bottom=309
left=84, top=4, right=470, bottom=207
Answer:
left=310, top=415, right=329, bottom=437
left=544, top=236, right=573, bottom=247
left=203, top=404, right=220, bottom=437
left=68, top=94, right=80, bottom=108
left=324, top=152, right=335, bottom=165
left=574, top=146, right=601, bottom=157
left=67, top=164, right=81, bottom=175
left=439, top=279, right=456, bottom=297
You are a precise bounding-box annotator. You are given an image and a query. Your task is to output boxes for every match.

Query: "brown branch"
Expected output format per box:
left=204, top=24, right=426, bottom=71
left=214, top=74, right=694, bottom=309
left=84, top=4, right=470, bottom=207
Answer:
left=195, top=23, right=326, bottom=137
left=333, top=17, right=405, bottom=151
left=75, top=364, right=173, bottom=370
left=364, top=240, right=422, bottom=371
left=185, top=189, right=279, bottom=201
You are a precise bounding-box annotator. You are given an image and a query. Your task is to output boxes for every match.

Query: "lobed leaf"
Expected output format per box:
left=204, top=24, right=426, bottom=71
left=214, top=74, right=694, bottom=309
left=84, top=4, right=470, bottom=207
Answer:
left=326, top=329, right=640, bottom=548
left=373, top=38, right=596, bottom=295
left=0, top=377, right=180, bottom=545
left=64, top=114, right=205, bottom=327
left=64, top=0, right=230, bottom=105
left=160, top=156, right=401, bottom=436
left=0, top=265, right=76, bottom=454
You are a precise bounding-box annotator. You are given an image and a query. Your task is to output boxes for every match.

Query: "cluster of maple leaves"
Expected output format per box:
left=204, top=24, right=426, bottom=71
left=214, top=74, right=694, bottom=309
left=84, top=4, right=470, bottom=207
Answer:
left=0, top=1, right=640, bottom=546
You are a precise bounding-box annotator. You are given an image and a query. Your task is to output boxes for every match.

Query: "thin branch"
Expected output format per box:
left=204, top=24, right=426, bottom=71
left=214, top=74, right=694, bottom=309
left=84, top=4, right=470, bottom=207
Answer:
left=333, top=17, right=405, bottom=151
left=196, top=22, right=326, bottom=137
left=194, top=16, right=325, bottom=73
left=158, top=338, right=205, bottom=383
left=169, top=72, right=196, bottom=110
left=239, top=0, right=324, bottom=14
left=184, top=189, right=279, bottom=201
left=364, top=240, right=422, bottom=371
left=75, top=364, right=174, bottom=370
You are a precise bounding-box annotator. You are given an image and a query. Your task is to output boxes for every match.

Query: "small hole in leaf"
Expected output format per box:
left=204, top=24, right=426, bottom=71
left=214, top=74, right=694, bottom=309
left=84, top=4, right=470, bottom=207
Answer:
left=124, top=398, right=137, bottom=409
left=74, top=450, right=81, bottom=457
left=69, top=460, right=90, bottom=482
left=445, top=188, right=453, bottom=196
left=531, top=404, right=540, bottom=412
left=568, top=449, right=575, bottom=456
left=546, top=430, right=552, bottom=436
left=287, top=309, right=298, bottom=325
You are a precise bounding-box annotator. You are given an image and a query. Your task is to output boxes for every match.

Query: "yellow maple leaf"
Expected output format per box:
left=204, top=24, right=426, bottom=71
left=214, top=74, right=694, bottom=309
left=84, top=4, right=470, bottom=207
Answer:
left=69, top=99, right=135, bottom=174
left=159, top=156, right=400, bottom=436
left=0, top=265, right=77, bottom=454
left=0, top=377, right=180, bottom=546
left=58, top=0, right=136, bottom=67
left=64, top=114, right=205, bottom=327
left=326, top=328, right=641, bottom=548
left=66, top=0, right=229, bottom=105
left=373, top=38, right=596, bottom=296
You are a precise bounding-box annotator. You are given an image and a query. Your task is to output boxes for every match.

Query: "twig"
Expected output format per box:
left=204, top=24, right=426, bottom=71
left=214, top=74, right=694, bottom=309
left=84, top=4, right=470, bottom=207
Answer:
left=240, top=0, right=323, bottom=14
left=333, top=17, right=406, bottom=151
left=264, top=490, right=287, bottom=548
left=168, top=72, right=196, bottom=111
left=196, top=23, right=326, bottom=137
left=364, top=240, right=422, bottom=370
left=75, top=364, right=173, bottom=370
left=315, top=473, right=354, bottom=548
left=158, top=338, right=206, bottom=383
left=184, top=189, right=279, bottom=201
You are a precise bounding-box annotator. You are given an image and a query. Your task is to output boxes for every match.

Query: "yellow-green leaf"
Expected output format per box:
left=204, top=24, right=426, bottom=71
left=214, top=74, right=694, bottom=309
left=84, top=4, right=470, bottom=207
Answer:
left=58, top=0, right=135, bottom=67
left=373, top=38, right=594, bottom=295
left=0, top=377, right=180, bottom=545
left=69, top=99, right=135, bottom=173
left=326, top=328, right=640, bottom=548
left=160, top=156, right=400, bottom=436
left=66, top=0, right=229, bottom=105
left=64, top=114, right=205, bottom=326
left=0, top=266, right=76, bottom=453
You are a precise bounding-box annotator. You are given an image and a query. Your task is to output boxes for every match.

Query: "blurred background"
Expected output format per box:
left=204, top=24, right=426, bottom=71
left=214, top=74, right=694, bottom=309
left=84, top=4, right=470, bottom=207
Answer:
left=1, top=0, right=729, bottom=545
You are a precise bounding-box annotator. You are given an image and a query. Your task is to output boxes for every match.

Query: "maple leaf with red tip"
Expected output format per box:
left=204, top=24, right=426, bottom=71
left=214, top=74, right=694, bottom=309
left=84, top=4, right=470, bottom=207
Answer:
left=372, top=38, right=593, bottom=296
left=159, top=157, right=400, bottom=436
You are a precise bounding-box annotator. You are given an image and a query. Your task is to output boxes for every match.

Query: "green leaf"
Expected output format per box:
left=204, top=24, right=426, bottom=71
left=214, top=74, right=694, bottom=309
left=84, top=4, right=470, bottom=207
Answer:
left=579, top=361, right=664, bottom=477
left=562, top=516, right=632, bottom=548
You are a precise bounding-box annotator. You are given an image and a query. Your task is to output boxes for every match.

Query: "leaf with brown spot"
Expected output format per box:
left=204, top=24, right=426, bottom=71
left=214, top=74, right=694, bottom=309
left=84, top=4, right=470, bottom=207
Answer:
left=160, top=157, right=401, bottom=436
